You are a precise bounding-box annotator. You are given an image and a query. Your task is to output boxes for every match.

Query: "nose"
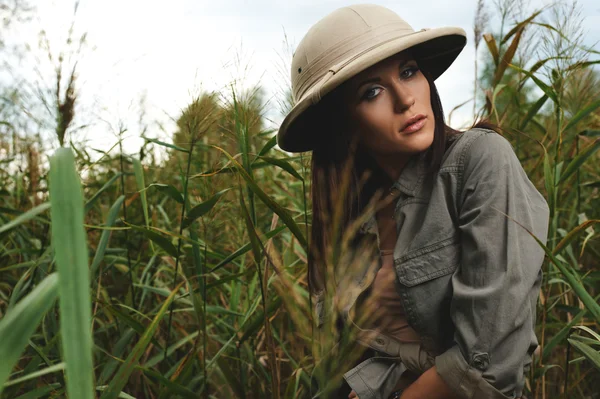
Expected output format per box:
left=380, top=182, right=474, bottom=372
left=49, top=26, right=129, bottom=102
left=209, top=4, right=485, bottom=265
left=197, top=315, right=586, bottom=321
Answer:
left=391, top=81, right=415, bottom=114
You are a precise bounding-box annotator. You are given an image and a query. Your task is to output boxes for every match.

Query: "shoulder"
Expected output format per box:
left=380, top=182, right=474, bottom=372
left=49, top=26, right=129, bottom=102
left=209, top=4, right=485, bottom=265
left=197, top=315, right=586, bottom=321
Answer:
left=444, top=128, right=517, bottom=173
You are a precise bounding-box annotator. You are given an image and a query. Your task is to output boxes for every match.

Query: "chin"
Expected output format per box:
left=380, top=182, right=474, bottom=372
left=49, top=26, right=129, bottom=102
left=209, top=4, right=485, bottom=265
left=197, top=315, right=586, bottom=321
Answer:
left=398, top=128, right=435, bottom=153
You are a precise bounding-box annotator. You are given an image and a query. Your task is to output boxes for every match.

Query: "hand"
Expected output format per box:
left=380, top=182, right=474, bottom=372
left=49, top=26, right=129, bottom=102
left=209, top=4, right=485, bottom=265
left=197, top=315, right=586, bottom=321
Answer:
left=348, top=390, right=358, bottom=398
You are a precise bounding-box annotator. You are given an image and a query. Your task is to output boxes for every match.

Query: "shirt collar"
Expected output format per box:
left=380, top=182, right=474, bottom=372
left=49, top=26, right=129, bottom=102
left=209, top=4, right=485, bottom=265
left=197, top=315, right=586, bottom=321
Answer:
left=358, top=152, right=428, bottom=235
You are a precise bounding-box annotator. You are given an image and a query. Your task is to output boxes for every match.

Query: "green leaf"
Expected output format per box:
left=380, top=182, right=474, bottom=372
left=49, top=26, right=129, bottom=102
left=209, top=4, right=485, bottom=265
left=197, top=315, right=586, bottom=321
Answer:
left=4, top=362, right=65, bottom=388
left=85, top=173, right=123, bottom=213
left=519, top=94, right=548, bottom=131
left=568, top=339, right=600, bottom=370
left=500, top=9, right=544, bottom=46
left=258, top=135, right=278, bottom=156
left=143, top=137, right=189, bottom=153
left=90, top=196, right=125, bottom=276
left=557, top=138, right=600, bottom=185
left=104, top=305, right=163, bottom=350
left=181, top=188, right=231, bottom=229
left=260, top=156, right=304, bottom=180
left=581, top=130, right=600, bottom=137
left=211, top=145, right=308, bottom=250
left=96, top=386, right=136, bottom=399
left=138, top=367, right=198, bottom=398
left=564, top=99, right=600, bottom=132
left=132, top=157, right=150, bottom=230
left=509, top=64, right=558, bottom=105
left=148, top=183, right=184, bottom=204
left=130, top=226, right=178, bottom=258
left=0, top=202, right=50, bottom=237
left=522, top=227, right=600, bottom=323
left=553, top=220, right=600, bottom=256
left=572, top=325, right=600, bottom=342
left=566, top=59, right=600, bottom=71
left=49, top=147, right=95, bottom=399
left=98, top=329, right=136, bottom=384
left=13, top=384, right=61, bottom=399
left=542, top=309, right=586, bottom=360
left=209, top=225, right=286, bottom=273
left=99, top=282, right=183, bottom=399
left=238, top=296, right=282, bottom=345
left=0, top=274, right=59, bottom=395
left=543, top=146, right=555, bottom=217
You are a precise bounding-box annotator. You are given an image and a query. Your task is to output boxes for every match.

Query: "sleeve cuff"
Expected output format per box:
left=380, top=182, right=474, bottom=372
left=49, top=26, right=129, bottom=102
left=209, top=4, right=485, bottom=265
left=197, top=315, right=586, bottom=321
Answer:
left=435, top=345, right=513, bottom=399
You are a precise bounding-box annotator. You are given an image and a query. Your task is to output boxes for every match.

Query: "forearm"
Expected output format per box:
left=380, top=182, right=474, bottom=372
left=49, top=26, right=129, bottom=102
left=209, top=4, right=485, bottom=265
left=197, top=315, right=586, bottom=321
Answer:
left=400, top=366, right=460, bottom=399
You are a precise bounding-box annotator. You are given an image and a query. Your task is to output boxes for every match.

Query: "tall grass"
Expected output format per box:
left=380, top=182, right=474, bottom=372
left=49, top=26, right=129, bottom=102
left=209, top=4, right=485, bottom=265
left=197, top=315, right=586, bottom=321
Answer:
left=0, top=1, right=598, bottom=398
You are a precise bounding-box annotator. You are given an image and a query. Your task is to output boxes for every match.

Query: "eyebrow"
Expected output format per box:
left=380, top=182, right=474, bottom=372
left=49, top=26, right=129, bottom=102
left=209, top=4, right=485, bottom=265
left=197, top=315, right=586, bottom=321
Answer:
left=356, top=58, right=412, bottom=90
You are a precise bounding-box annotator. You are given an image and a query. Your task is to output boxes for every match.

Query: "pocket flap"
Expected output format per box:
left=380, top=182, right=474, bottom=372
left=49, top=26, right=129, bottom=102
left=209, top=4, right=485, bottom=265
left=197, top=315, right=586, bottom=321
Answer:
left=395, top=237, right=460, bottom=287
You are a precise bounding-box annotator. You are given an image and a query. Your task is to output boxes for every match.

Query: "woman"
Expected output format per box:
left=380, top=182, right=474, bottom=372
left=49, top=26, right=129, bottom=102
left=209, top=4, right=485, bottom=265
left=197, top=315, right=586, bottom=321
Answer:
left=276, top=4, right=549, bottom=399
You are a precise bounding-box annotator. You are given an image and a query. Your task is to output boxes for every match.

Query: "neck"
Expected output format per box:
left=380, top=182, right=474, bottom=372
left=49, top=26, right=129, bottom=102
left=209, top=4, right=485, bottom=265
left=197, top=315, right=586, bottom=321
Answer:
left=371, top=152, right=410, bottom=183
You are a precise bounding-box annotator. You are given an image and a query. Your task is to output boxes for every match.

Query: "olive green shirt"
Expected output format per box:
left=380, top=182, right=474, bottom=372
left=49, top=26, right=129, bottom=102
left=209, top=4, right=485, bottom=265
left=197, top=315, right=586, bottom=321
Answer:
left=317, top=128, right=549, bottom=399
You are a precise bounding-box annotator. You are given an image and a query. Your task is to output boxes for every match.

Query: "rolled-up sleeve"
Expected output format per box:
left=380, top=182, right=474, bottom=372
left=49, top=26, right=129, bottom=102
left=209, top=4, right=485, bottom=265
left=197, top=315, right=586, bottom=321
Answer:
left=435, top=132, right=549, bottom=398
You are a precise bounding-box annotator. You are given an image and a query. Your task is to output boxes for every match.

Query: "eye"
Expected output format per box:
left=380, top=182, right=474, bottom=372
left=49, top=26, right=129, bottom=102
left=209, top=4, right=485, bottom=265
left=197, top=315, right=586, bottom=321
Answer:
left=362, top=87, right=382, bottom=101
left=400, top=65, right=419, bottom=79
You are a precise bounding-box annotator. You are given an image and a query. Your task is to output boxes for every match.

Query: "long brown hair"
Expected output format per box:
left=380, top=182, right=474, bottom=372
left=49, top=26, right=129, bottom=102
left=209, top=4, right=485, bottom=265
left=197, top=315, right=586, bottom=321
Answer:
left=307, top=65, right=496, bottom=296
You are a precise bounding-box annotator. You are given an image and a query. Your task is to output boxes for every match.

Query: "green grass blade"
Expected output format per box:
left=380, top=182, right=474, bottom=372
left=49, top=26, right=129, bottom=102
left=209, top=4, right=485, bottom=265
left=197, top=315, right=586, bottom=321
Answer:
left=509, top=64, right=558, bottom=104
left=84, top=173, right=123, bottom=213
left=557, top=138, right=600, bottom=185
left=498, top=208, right=600, bottom=323
left=553, top=220, right=600, bottom=255
left=500, top=9, right=544, bottom=45
left=0, top=202, right=50, bottom=236
left=90, top=195, right=125, bottom=276
left=148, top=183, right=184, bottom=204
left=98, top=329, right=136, bottom=385
left=143, top=137, right=189, bottom=153
left=567, top=338, right=600, bottom=370
left=129, top=225, right=178, bottom=257
left=181, top=188, right=231, bottom=229
left=259, top=156, right=304, bottom=180
left=0, top=274, right=59, bottom=395
left=212, top=145, right=308, bottom=250
left=564, top=100, right=600, bottom=132
left=49, top=147, right=95, bottom=399
left=209, top=225, right=286, bottom=273
left=13, top=383, right=61, bottom=399
left=519, top=94, right=548, bottom=131
left=543, top=145, right=555, bottom=218
left=4, top=362, right=65, bottom=388
left=132, top=158, right=150, bottom=230
left=542, top=309, right=586, bottom=360
left=99, top=282, right=183, bottom=399
left=257, top=135, right=278, bottom=157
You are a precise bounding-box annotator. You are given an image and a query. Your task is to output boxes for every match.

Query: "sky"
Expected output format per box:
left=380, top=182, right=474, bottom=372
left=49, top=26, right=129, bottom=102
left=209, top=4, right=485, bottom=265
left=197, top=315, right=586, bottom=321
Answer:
left=4, top=0, right=600, bottom=155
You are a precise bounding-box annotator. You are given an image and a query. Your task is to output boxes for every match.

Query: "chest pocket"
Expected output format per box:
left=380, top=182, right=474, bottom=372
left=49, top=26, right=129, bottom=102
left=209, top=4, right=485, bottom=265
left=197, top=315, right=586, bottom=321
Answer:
left=394, top=237, right=460, bottom=287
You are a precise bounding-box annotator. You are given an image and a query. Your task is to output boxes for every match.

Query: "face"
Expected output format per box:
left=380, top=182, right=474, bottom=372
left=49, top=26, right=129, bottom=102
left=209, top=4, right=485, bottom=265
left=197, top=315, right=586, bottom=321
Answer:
left=343, top=52, right=434, bottom=168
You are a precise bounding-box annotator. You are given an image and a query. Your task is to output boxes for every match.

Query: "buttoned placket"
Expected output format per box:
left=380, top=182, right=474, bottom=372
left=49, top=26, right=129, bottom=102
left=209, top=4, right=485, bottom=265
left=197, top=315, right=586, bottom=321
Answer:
left=352, top=151, right=439, bottom=356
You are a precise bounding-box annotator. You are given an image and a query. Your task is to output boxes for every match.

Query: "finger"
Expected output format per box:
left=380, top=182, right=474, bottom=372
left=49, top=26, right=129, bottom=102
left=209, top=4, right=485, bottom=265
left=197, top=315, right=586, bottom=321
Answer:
left=348, top=390, right=358, bottom=399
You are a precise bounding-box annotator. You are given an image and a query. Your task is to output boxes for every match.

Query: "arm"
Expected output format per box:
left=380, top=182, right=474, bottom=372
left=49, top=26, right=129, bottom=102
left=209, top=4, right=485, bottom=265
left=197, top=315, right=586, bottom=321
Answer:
left=433, top=132, right=549, bottom=398
left=399, top=366, right=459, bottom=399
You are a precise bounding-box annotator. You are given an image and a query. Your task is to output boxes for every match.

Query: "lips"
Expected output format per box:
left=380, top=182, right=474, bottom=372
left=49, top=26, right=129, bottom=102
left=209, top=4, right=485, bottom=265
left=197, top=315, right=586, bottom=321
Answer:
left=401, top=114, right=427, bottom=134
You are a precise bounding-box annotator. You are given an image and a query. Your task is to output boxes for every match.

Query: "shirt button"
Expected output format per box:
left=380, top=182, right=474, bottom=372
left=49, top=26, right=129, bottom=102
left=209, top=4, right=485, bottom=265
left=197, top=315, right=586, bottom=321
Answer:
left=472, top=353, right=490, bottom=371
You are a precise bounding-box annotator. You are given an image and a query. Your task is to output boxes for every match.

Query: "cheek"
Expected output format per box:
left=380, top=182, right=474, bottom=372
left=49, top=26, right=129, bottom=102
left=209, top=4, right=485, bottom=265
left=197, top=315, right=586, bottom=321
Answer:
left=417, top=78, right=432, bottom=112
left=352, top=104, right=391, bottom=134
